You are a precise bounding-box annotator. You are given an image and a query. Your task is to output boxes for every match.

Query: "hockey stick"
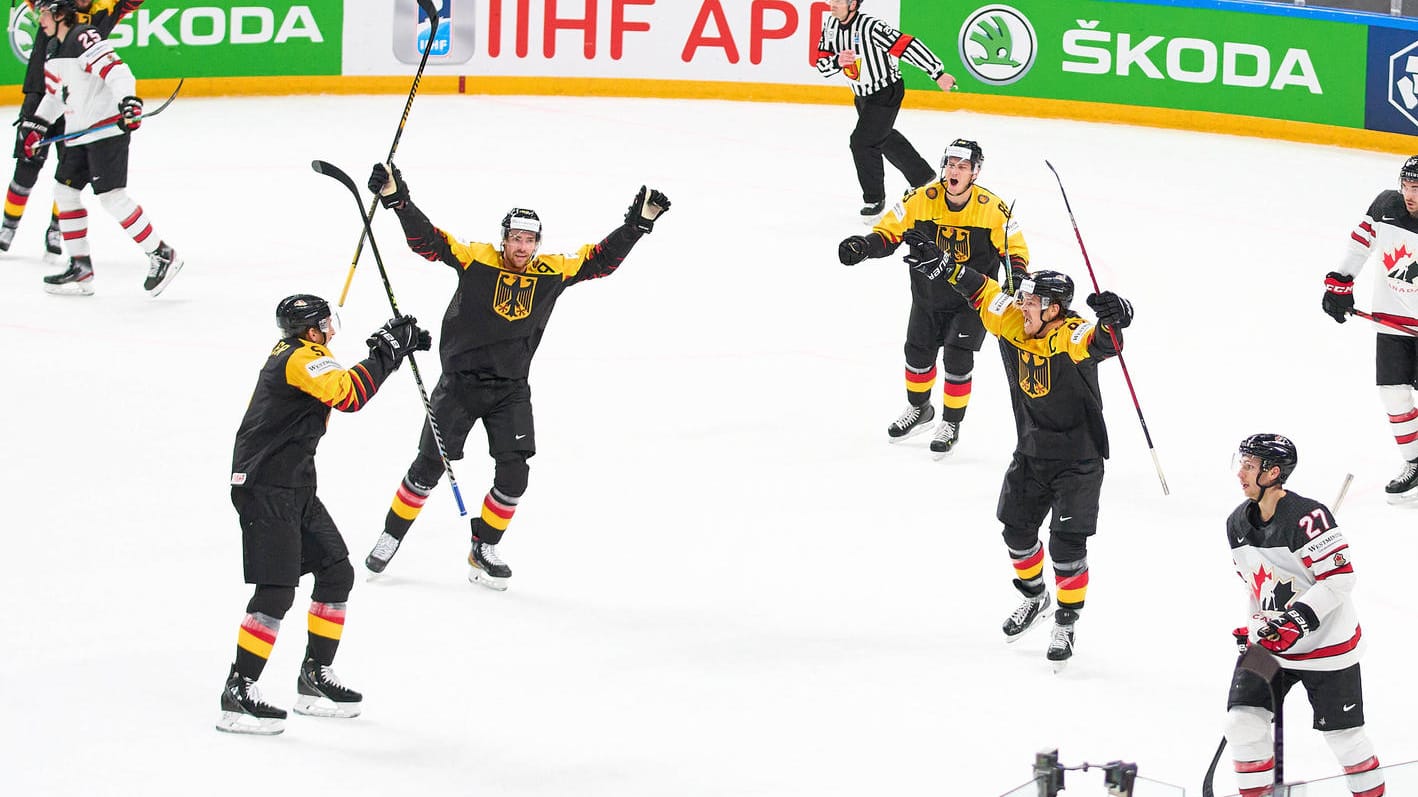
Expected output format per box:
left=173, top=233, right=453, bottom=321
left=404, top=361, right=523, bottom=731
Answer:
left=336, top=0, right=439, bottom=308
left=1201, top=737, right=1226, bottom=797
left=34, top=78, right=184, bottom=146
left=311, top=159, right=468, bottom=517
left=1334, top=472, right=1354, bottom=511
left=1348, top=308, right=1418, bottom=337
left=1202, top=645, right=1284, bottom=797
left=1045, top=160, right=1169, bottom=495
left=1003, top=198, right=1018, bottom=296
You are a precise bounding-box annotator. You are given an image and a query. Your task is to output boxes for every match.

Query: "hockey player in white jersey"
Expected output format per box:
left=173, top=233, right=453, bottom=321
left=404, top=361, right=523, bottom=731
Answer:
left=1323, top=156, right=1418, bottom=502
left=22, top=0, right=182, bottom=296
left=1224, top=434, right=1384, bottom=797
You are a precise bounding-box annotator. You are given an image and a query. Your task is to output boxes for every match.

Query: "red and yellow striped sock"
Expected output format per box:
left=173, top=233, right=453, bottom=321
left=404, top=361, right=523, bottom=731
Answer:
left=306, top=601, right=346, bottom=666
left=904, top=363, right=936, bottom=405
left=1010, top=542, right=1045, bottom=592
left=383, top=475, right=434, bottom=540
left=234, top=612, right=280, bottom=681
left=1054, top=559, right=1089, bottom=611
left=942, top=373, right=972, bottom=424
left=477, top=487, right=519, bottom=545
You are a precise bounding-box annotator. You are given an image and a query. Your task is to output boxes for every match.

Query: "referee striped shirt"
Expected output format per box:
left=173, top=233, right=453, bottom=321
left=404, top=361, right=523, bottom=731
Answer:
left=815, top=12, right=947, bottom=96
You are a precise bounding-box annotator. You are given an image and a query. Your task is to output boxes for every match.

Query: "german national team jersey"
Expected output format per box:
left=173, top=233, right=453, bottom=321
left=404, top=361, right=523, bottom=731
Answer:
left=1227, top=492, right=1364, bottom=672
left=33, top=21, right=135, bottom=146
left=950, top=270, right=1118, bottom=460
left=1336, top=189, right=1418, bottom=329
left=392, top=201, right=642, bottom=379
left=873, top=182, right=1027, bottom=312
left=21, top=0, right=138, bottom=96
left=231, top=338, right=392, bottom=488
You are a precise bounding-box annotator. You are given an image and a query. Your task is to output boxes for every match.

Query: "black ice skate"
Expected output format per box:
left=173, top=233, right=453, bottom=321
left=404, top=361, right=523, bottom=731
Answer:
left=42, top=256, right=94, bottom=296
left=468, top=541, right=511, bottom=591
left=860, top=200, right=885, bottom=221
left=1002, top=579, right=1051, bottom=641
left=365, top=532, right=402, bottom=575
left=0, top=224, right=15, bottom=252
left=1047, top=609, right=1078, bottom=672
left=887, top=403, right=935, bottom=441
left=216, top=666, right=286, bottom=735
left=930, top=419, right=960, bottom=458
left=44, top=220, right=64, bottom=265
left=1386, top=458, right=1418, bottom=504
left=294, top=657, right=362, bottom=718
left=143, top=241, right=184, bottom=296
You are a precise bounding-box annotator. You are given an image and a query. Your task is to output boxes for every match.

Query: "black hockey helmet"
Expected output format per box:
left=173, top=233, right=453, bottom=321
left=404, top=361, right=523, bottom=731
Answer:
left=276, top=294, right=331, bottom=337
left=1238, top=433, right=1298, bottom=485
left=1018, top=270, right=1073, bottom=311
left=33, top=0, right=79, bottom=21
left=941, top=138, right=984, bottom=174
left=501, top=208, right=541, bottom=241
left=1400, top=155, right=1418, bottom=185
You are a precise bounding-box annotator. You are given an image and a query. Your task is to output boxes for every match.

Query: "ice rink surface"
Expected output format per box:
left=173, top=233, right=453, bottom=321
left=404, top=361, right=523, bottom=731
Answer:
left=0, top=92, right=1413, bottom=795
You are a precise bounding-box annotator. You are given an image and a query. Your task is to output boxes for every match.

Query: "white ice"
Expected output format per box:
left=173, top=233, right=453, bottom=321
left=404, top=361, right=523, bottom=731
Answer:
left=0, top=93, right=1413, bottom=796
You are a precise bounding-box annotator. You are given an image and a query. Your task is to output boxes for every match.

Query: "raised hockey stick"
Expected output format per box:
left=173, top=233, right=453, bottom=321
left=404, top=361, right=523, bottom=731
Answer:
left=34, top=78, right=184, bottom=146
left=1003, top=198, right=1018, bottom=296
left=1045, top=160, right=1169, bottom=495
left=336, top=0, right=439, bottom=308
left=1348, top=308, right=1418, bottom=337
left=312, top=159, right=468, bottom=517
left=1334, top=472, right=1354, bottom=511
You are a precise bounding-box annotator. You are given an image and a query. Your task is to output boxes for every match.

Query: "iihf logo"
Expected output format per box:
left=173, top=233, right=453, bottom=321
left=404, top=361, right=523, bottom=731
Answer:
left=393, top=0, right=474, bottom=64
left=1387, top=39, right=1418, bottom=129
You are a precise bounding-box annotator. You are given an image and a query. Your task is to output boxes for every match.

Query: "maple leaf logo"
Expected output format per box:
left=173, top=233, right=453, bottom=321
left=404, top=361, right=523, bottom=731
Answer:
left=1250, top=566, right=1272, bottom=601
left=1382, top=244, right=1413, bottom=274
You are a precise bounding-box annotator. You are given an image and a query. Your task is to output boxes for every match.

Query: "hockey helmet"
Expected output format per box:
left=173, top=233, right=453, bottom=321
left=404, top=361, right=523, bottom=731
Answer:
left=1017, top=270, right=1073, bottom=311
left=276, top=294, right=333, bottom=337
left=1237, top=433, right=1298, bottom=485
left=33, top=0, right=79, bottom=21
left=502, top=208, right=541, bottom=240
left=1400, top=155, right=1418, bottom=185
left=940, top=138, right=984, bottom=174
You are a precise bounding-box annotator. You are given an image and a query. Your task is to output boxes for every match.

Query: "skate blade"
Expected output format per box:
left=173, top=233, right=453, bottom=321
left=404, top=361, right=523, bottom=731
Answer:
left=1049, top=658, right=1071, bottom=674
left=931, top=446, right=955, bottom=460
left=888, top=424, right=933, bottom=443
left=1386, top=488, right=1418, bottom=505
left=43, top=281, right=94, bottom=296
left=293, top=694, right=361, bottom=718
left=146, top=257, right=185, bottom=297
left=215, top=711, right=285, bottom=735
left=468, top=567, right=509, bottom=591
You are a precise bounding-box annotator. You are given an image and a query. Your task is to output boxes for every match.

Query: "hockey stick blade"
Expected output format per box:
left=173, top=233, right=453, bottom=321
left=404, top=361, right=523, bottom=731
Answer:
left=1202, top=736, right=1226, bottom=797
left=35, top=78, right=184, bottom=146
left=311, top=159, right=360, bottom=197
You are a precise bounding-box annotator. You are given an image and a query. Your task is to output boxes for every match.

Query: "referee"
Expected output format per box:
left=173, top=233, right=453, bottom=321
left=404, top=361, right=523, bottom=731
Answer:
left=815, top=0, right=956, bottom=220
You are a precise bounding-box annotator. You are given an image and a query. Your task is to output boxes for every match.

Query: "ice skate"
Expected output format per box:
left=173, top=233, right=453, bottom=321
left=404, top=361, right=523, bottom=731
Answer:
left=42, top=256, right=94, bottom=296
left=144, top=241, right=183, bottom=296
left=1386, top=458, right=1418, bottom=505
left=860, top=200, right=885, bottom=222
left=44, top=221, right=64, bottom=265
left=364, top=532, right=402, bottom=575
left=1002, top=579, right=1051, bottom=641
left=216, top=667, right=286, bottom=735
left=293, top=657, right=362, bottom=718
left=1047, top=609, right=1078, bottom=672
left=887, top=403, right=935, bottom=441
left=0, top=224, right=15, bottom=252
left=930, top=419, right=959, bottom=459
left=468, top=541, right=511, bottom=591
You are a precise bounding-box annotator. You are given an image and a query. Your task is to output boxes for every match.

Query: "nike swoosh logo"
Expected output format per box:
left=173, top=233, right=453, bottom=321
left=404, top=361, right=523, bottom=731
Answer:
left=957, top=333, right=971, bottom=338
left=515, top=434, right=527, bottom=440
left=1381, top=216, right=1398, bottom=221
left=1059, top=516, right=1073, bottom=522
left=1343, top=703, right=1356, bottom=711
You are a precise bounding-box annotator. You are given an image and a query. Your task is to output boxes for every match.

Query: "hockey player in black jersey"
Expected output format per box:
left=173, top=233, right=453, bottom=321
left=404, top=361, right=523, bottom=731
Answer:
left=218, top=296, right=429, bottom=735
left=838, top=139, right=1027, bottom=457
left=1224, top=434, right=1384, bottom=797
left=905, top=230, right=1132, bottom=668
left=362, top=162, right=669, bottom=590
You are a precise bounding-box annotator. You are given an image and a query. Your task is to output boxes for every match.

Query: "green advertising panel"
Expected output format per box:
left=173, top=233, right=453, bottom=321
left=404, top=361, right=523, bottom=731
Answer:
left=904, top=0, right=1366, bottom=127
left=2, top=0, right=343, bottom=85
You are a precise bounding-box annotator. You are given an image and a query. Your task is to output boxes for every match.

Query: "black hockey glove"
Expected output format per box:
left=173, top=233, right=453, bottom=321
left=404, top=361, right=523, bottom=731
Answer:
left=901, top=228, right=947, bottom=281
left=118, top=96, right=143, bottom=131
left=367, top=316, right=431, bottom=363
left=368, top=162, right=410, bottom=210
left=625, top=185, right=671, bottom=233
left=1322, top=271, right=1354, bottom=324
left=1087, top=291, right=1134, bottom=330
left=15, top=117, right=47, bottom=163
left=838, top=235, right=871, bottom=266
left=1257, top=604, right=1318, bottom=654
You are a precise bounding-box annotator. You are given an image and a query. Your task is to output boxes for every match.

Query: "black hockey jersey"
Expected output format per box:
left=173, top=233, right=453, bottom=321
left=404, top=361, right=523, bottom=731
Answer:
left=230, top=338, right=395, bottom=488
left=1227, top=491, right=1363, bottom=672
left=392, top=200, right=643, bottom=379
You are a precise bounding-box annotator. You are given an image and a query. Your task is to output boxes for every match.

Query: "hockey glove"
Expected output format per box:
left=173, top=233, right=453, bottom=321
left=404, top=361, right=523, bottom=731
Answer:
left=1322, top=271, right=1354, bottom=324
left=118, top=96, right=143, bottom=131
left=1257, top=604, right=1319, bottom=654
left=838, top=235, right=871, bottom=266
left=367, top=316, right=431, bottom=363
left=1232, top=626, right=1250, bottom=655
left=624, top=186, right=671, bottom=233
left=16, top=117, right=47, bottom=162
left=901, top=228, right=948, bottom=281
left=368, top=162, right=410, bottom=210
left=1087, top=291, right=1134, bottom=330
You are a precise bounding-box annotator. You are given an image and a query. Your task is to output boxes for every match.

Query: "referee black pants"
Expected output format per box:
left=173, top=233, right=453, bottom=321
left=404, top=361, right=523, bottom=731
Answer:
left=851, top=80, right=935, bottom=205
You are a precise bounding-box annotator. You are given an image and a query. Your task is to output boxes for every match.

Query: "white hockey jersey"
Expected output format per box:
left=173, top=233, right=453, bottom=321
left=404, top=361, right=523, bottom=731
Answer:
left=1336, top=190, right=1418, bottom=331
left=1227, top=492, right=1363, bottom=672
left=33, top=23, right=135, bottom=147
